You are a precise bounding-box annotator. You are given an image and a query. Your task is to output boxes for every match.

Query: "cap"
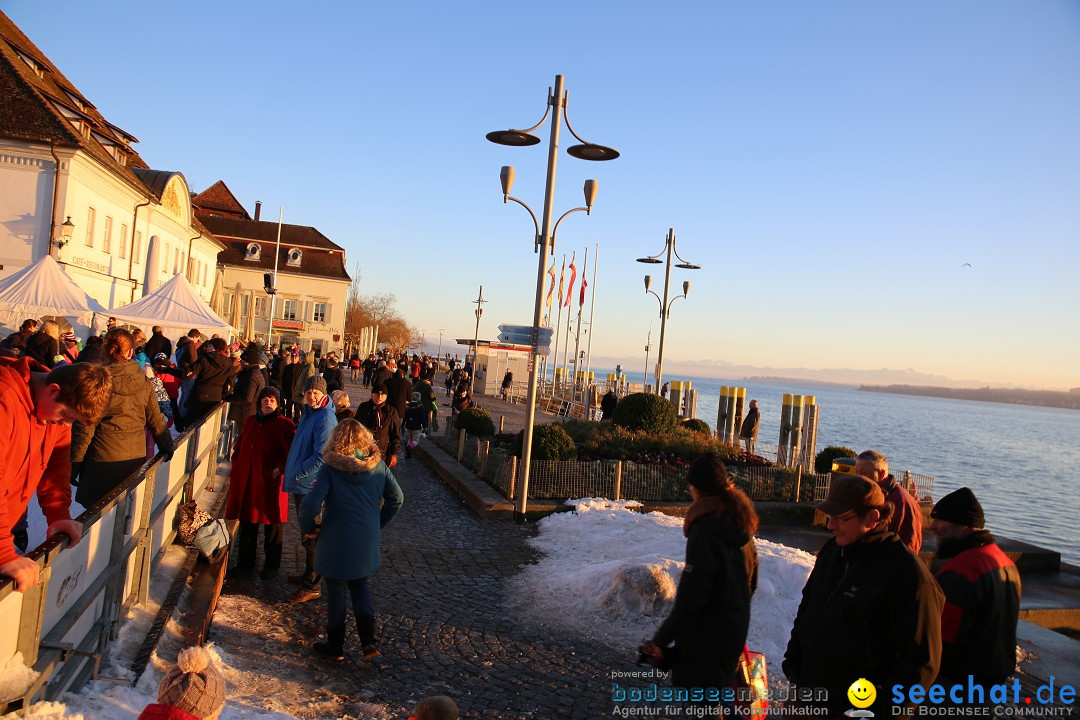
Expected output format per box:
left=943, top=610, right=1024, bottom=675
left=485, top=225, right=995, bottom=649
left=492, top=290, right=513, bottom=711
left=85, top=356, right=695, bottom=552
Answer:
left=304, top=375, right=327, bottom=394
left=817, top=474, right=885, bottom=515
left=371, top=383, right=388, bottom=394
left=931, top=487, right=985, bottom=528
left=157, top=646, right=226, bottom=719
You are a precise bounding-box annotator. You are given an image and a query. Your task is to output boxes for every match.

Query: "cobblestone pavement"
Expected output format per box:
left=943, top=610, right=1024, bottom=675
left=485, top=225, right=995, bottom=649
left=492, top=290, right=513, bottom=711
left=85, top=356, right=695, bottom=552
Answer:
left=212, top=377, right=635, bottom=719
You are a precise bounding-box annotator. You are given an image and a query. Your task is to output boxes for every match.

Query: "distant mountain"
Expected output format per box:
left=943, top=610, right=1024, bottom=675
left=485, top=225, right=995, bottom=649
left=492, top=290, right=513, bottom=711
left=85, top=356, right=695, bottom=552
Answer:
left=860, top=384, right=1080, bottom=411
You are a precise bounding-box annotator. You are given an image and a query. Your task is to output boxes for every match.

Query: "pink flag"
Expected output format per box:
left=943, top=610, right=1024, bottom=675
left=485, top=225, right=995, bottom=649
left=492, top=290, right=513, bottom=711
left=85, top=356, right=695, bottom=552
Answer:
left=545, top=260, right=556, bottom=308
left=563, top=254, right=577, bottom=308
left=579, top=275, right=588, bottom=307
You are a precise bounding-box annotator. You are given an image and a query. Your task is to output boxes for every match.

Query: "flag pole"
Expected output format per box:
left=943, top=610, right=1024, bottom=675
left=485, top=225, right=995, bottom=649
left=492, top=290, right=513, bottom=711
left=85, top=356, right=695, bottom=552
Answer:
left=551, top=254, right=566, bottom=395
left=267, top=207, right=283, bottom=350
left=571, top=247, right=588, bottom=404
left=584, top=243, right=599, bottom=404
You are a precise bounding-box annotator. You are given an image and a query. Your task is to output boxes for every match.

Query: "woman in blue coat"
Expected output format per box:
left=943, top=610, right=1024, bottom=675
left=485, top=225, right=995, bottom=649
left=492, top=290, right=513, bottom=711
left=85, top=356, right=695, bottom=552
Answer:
left=300, top=419, right=404, bottom=661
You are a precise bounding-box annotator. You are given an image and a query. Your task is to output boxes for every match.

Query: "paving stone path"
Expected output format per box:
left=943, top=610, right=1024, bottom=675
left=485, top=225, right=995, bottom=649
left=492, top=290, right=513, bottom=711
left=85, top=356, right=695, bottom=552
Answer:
left=212, top=378, right=635, bottom=719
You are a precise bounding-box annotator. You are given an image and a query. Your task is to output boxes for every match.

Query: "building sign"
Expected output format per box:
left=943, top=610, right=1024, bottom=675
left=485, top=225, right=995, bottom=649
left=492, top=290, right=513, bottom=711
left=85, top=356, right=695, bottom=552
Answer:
left=273, top=319, right=305, bottom=330
left=68, top=256, right=111, bottom=275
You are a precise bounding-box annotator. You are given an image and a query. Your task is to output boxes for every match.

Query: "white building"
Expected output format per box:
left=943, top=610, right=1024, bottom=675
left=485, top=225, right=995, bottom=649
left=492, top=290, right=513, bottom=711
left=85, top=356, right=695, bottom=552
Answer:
left=0, top=10, right=224, bottom=325
left=192, top=181, right=351, bottom=356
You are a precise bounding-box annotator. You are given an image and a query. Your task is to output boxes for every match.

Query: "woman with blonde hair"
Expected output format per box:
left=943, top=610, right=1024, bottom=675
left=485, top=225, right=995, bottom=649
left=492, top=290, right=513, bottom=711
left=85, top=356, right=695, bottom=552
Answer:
left=331, top=389, right=353, bottom=422
left=300, top=419, right=403, bottom=661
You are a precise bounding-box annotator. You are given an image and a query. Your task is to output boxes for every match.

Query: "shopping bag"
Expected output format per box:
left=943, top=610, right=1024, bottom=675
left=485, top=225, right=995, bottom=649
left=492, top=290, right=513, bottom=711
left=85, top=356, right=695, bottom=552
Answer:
left=733, top=645, right=769, bottom=717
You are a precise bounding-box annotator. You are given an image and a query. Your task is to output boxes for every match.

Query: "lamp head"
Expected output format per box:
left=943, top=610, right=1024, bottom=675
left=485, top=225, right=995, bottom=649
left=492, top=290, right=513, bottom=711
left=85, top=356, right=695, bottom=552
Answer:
left=56, top=215, right=75, bottom=249
left=682, top=280, right=691, bottom=297
left=644, top=275, right=652, bottom=292
left=486, top=130, right=541, bottom=147
left=675, top=262, right=701, bottom=270
left=500, top=166, right=515, bottom=200
left=583, top=179, right=598, bottom=211
left=636, top=257, right=662, bottom=265
left=566, top=143, right=620, bottom=161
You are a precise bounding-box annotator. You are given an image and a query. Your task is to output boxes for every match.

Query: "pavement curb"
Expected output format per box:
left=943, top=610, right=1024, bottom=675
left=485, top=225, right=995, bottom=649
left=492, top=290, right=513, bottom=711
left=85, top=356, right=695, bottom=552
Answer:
left=414, top=437, right=516, bottom=518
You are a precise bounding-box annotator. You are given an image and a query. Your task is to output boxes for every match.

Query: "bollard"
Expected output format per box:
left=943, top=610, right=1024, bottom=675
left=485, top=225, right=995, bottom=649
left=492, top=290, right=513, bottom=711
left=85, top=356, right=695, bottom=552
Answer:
left=725, top=386, right=740, bottom=445
left=500, top=415, right=506, bottom=433
left=457, top=429, right=466, bottom=462
left=801, top=397, right=818, bottom=470
left=789, top=395, right=804, bottom=469
left=716, top=386, right=729, bottom=441
left=614, top=460, right=623, bottom=501
left=778, top=394, right=793, bottom=466
left=734, top=387, right=746, bottom=440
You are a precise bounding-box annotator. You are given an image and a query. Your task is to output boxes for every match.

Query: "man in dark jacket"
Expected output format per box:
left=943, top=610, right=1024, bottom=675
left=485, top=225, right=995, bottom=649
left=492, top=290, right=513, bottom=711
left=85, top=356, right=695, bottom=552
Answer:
left=227, top=348, right=266, bottom=427
left=739, top=399, right=760, bottom=454
left=931, top=487, right=1020, bottom=687
left=784, top=474, right=943, bottom=717
left=143, top=326, right=172, bottom=363
left=385, top=368, right=411, bottom=421
left=183, top=337, right=237, bottom=427
left=856, top=449, right=923, bottom=554
left=412, top=376, right=439, bottom=432
left=354, top=383, right=400, bottom=468
left=600, top=389, right=617, bottom=421
left=322, top=358, right=345, bottom=395
left=370, top=360, right=393, bottom=389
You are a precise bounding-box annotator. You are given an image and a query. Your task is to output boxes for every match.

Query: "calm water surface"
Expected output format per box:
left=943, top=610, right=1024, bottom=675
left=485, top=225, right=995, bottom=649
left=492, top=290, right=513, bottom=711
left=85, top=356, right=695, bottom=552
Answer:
left=602, top=371, right=1080, bottom=566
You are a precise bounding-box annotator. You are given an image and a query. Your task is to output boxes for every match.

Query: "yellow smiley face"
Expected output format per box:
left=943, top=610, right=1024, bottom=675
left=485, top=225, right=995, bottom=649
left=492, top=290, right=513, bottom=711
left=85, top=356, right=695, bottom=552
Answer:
left=848, top=678, right=876, bottom=709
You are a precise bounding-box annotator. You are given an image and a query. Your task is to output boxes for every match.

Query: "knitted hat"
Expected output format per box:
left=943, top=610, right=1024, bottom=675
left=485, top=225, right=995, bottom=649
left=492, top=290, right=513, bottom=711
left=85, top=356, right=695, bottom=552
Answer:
left=685, top=453, right=733, bottom=495
left=257, top=386, right=281, bottom=403
left=304, top=375, right=327, bottom=394
left=931, top=487, right=985, bottom=528
left=157, top=646, right=226, bottom=719
left=241, top=347, right=260, bottom=364
left=60, top=330, right=77, bottom=343
left=817, top=474, right=885, bottom=515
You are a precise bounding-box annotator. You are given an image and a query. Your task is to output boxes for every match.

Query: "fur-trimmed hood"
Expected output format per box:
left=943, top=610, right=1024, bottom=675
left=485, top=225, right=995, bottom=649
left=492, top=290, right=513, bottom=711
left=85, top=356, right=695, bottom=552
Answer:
left=323, top=446, right=381, bottom=474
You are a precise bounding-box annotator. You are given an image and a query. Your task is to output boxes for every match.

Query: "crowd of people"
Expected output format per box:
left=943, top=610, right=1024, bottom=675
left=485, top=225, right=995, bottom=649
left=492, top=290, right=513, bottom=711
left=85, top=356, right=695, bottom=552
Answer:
left=1, top=315, right=1026, bottom=716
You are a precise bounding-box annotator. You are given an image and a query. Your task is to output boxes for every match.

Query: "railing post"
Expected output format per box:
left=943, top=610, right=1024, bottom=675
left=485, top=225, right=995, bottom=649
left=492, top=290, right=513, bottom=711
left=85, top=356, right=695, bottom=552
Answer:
left=614, top=460, right=623, bottom=501
left=457, top=429, right=466, bottom=461
left=793, top=465, right=803, bottom=503
left=16, top=566, right=51, bottom=666
left=479, top=440, right=490, bottom=477
left=509, top=457, right=517, bottom=499
left=499, top=415, right=506, bottom=433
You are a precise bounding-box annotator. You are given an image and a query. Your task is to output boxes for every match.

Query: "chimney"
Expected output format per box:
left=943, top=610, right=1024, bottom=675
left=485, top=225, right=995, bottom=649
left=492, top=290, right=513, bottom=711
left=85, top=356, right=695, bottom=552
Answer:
left=254, top=201, right=262, bottom=222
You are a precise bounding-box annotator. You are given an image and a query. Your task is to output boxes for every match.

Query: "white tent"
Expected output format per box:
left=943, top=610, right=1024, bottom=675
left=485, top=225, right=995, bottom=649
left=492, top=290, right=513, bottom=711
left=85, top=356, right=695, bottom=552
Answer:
left=0, top=255, right=108, bottom=338
left=108, top=272, right=236, bottom=340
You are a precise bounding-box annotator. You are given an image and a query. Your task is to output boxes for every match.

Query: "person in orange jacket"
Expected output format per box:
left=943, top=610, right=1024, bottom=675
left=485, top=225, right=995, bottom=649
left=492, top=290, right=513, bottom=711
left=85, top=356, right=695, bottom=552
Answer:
left=0, top=357, right=112, bottom=591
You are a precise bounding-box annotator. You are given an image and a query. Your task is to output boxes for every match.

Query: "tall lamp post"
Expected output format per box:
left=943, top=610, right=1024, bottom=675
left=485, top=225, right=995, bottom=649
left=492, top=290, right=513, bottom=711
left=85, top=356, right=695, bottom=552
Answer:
left=487, top=74, right=618, bottom=520
left=637, top=228, right=700, bottom=394
left=469, top=286, right=485, bottom=395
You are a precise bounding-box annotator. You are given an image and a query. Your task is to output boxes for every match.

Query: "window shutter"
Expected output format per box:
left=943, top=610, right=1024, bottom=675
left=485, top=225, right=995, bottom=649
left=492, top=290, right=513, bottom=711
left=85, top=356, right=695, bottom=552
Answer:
left=304, top=301, right=313, bottom=322
left=324, top=303, right=332, bottom=325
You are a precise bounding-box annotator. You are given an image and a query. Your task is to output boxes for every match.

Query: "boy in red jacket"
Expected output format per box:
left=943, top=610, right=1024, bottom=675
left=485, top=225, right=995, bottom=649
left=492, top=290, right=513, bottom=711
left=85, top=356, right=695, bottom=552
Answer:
left=0, top=357, right=112, bottom=591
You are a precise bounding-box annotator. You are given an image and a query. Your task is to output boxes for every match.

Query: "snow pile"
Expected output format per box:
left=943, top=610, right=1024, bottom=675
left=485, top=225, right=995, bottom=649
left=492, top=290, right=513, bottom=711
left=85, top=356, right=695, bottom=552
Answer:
left=514, top=498, right=817, bottom=684
left=0, top=652, right=40, bottom=705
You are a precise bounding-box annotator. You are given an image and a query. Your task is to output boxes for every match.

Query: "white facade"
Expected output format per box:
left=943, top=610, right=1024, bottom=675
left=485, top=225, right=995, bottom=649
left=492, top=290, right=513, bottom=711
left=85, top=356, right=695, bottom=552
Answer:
left=0, top=139, right=222, bottom=330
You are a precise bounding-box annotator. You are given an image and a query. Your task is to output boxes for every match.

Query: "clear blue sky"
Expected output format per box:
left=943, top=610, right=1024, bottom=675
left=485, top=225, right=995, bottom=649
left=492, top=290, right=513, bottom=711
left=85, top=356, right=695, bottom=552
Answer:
left=8, top=1, right=1080, bottom=389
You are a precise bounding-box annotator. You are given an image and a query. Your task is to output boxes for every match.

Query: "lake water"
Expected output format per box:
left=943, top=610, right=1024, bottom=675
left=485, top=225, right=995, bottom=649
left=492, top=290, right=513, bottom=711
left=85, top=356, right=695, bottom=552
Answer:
left=599, top=370, right=1080, bottom=567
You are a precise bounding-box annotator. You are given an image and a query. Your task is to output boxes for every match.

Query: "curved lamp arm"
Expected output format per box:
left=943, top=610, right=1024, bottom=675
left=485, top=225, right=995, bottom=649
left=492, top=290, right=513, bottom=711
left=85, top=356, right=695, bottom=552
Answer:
left=665, top=281, right=691, bottom=318
left=503, top=195, right=541, bottom=251
left=550, top=206, right=589, bottom=254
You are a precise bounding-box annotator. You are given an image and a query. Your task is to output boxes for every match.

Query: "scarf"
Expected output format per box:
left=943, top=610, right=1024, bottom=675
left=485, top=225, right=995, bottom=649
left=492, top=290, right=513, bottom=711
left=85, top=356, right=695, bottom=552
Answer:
left=255, top=408, right=281, bottom=423
left=683, top=494, right=728, bottom=538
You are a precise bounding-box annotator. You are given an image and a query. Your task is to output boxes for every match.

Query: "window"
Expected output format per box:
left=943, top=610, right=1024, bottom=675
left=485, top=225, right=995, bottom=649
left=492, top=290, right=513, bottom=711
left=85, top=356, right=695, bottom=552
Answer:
left=245, top=243, right=260, bottom=261
left=85, top=207, right=96, bottom=247
left=103, top=216, right=113, bottom=254
left=312, top=302, right=327, bottom=323
left=223, top=293, right=233, bottom=317
left=255, top=296, right=268, bottom=318
left=283, top=299, right=298, bottom=321
left=119, top=224, right=128, bottom=259
left=286, top=248, right=302, bottom=267
left=161, top=247, right=170, bottom=274
left=134, top=231, right=142, bottom=263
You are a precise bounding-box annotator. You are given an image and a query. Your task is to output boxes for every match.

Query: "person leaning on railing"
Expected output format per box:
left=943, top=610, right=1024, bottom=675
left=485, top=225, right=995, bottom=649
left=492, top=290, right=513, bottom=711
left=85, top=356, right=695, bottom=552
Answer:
left=0, top=357, right=112, bottom=592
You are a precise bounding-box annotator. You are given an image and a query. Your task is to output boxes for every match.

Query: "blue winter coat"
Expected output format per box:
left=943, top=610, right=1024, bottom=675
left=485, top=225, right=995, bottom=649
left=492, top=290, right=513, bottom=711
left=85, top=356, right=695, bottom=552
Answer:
left=299, top=448, right=403, bottom=579
left=282, top=400, right=337, bottom=495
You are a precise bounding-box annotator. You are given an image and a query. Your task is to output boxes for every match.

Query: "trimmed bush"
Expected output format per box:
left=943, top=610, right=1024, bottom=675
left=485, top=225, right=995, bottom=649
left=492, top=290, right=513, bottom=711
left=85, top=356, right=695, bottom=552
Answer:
left=612, top=393, right=677, bottom=433
left=815, top=445, right=857, bottom=474
left=680, top=418, right=711, bottom=436
left=513, top=423, right=578, bottom=461
left=455, top=407, right=494, bottom=437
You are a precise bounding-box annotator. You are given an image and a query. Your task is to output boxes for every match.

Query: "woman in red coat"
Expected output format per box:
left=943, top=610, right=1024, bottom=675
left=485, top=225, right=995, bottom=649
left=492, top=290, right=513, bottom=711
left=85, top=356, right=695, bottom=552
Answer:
left=226, top=386, right=295, bottom=579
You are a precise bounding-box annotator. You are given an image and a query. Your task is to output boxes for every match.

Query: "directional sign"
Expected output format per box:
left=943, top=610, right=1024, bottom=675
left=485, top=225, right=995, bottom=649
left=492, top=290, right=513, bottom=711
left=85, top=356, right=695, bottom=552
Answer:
left=497, top=324, right=553, bottom=352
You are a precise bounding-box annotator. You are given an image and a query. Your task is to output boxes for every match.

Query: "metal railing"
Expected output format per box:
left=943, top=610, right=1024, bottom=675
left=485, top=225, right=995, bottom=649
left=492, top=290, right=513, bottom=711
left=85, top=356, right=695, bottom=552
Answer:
left=0, top=403, right=232, bottom=710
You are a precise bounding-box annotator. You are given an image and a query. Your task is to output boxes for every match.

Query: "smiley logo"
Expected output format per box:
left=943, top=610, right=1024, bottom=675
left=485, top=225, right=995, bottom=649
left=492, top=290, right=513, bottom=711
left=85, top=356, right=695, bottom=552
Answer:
left=847, top=678, right=876, bottom=709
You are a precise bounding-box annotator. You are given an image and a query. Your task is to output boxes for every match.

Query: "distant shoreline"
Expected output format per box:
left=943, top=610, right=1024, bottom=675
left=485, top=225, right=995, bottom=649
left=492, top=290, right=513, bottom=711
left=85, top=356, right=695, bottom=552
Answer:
left=858, top=384, right=1080, bottom=410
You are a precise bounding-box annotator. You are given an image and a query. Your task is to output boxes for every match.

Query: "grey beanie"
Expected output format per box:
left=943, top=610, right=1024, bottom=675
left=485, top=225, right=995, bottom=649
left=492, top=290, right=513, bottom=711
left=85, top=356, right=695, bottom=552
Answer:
left=304, top=375, right=327, bottom=394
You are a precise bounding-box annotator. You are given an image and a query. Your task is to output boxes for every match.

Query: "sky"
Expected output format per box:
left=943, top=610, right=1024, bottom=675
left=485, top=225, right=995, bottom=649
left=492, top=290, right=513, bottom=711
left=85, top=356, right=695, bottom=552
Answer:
left=6, top=1, right=1080, bottom=389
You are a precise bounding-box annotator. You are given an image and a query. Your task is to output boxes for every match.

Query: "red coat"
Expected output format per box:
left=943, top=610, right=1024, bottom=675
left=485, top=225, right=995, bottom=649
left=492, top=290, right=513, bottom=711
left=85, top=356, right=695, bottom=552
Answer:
left=0, top=357, right=73, bottom=566
left=136, top=704, right=202, bottom=720
left=226, top=411, right=295, bottom=524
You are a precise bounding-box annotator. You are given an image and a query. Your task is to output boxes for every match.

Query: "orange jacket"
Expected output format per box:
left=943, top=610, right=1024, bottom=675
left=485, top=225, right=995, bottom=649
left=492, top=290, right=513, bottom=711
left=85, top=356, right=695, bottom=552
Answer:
left=0, top=357, right=73, bottom=566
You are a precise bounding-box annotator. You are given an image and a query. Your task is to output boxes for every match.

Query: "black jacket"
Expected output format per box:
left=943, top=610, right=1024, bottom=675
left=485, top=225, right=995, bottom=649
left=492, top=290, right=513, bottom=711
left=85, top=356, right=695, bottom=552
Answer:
left=653, top=512, right=758, bottom=689
left=323, top=367, right=345, bottom=395
left=385, top=375, right=411, bottom=418
left=228, top=365, right=266, bottom=424
left=144, top=332, right=172, bottom=363
left=934, top=531, right=1021, bottom=685
left=354, top=400, right=401, bottom=460
left=25, top=332, right=59, bottom=368
left=739, top=408, right=760, bottom=440
left=187, top=352, right=238, bottom=403
left=784, top=528, right=943, bottom=717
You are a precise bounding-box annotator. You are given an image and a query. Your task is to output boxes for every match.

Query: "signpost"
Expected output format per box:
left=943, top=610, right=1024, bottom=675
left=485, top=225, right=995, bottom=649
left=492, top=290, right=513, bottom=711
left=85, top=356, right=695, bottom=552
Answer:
left=497, top=324, right=553, bottom=352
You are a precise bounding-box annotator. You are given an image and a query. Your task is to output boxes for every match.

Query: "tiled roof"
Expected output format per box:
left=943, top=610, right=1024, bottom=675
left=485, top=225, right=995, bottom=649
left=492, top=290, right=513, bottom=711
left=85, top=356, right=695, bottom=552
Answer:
left=217, top=240, right=351, bottom=283
left=0, top=10, right=153, bottom=195
left=198, top=215, right=345, bottom=252
left=191, top=180, right=251, bottom=220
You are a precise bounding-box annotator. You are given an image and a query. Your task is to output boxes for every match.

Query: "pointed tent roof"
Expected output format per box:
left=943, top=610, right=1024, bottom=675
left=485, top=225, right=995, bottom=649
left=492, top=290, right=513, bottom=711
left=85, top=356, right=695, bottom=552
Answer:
left=107, top=272, right=235, bottom=340
left=0, top=255, right=107, bottom=333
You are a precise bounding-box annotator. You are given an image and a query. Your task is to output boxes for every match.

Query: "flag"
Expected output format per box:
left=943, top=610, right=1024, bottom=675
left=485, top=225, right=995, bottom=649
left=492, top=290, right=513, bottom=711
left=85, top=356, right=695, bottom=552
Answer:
left=557, top=256, right=566, bottom=307
left=545, top=260, right=556, bottom=308
left=579, top=274, right=588, bottom=307
left=563, top=253, right=577, bottom=307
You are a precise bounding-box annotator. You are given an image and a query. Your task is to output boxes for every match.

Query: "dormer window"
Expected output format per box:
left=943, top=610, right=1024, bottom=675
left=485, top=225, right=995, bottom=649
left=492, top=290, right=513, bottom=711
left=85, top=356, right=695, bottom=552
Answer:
left=15, top=50, right=44, bottom=79
left=286, top=248, right=302, bottom=267
left=245, top=243, right=261, bottom=261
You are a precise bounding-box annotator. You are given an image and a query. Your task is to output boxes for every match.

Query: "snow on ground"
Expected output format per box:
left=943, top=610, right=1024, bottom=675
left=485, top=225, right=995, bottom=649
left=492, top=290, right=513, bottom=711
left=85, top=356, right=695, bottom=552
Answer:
left=511, top=497, right=817, bottom=689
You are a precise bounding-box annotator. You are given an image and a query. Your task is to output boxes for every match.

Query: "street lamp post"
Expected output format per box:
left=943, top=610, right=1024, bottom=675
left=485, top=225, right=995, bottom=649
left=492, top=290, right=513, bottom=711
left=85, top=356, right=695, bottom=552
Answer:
left=470, top=287, right=485, bottom=395
left=488, top=74, right=618, bottom=519
left=438, top=328, right=444, bottom=361
left=637, top=228, right=700, bottom=394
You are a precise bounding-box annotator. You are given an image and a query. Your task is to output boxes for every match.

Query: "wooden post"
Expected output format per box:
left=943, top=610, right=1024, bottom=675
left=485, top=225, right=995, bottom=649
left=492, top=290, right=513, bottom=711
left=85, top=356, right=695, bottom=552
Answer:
left=457, top=429, right=466, bottom=461
left=509, top=457, right=517, bottom=499
left=777, top=394, right=793, bottom=466
left=499, top=415, right=506, bottom=433
left=793, top=465, right=803, bottom=502
left=614, top=460, right=623, bottom=501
